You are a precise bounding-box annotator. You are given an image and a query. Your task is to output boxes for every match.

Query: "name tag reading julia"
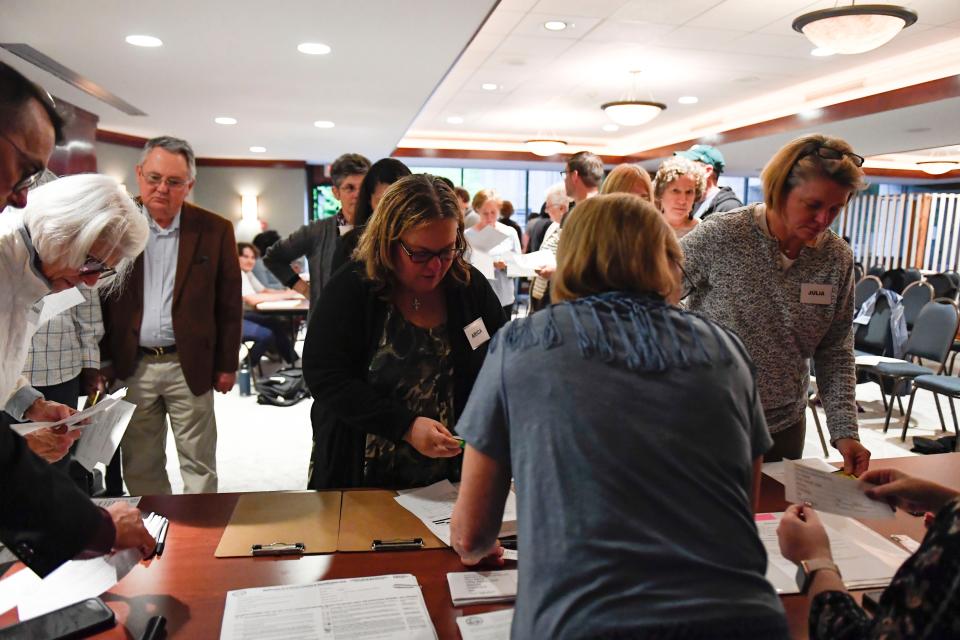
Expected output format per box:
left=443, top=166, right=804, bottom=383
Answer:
left=801, top=283, right=833, bottom=305
left=463, top=317, right=491, bottom=350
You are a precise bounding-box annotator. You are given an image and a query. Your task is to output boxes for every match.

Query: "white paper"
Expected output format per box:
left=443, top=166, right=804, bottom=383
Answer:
left=469, top=250, right=496, bottom=280
left=784, top=460, right=896, bottom=519
left=0, top=568, right=42, bottom=616
left=890, top=534, right=920, bottom=553
left=502, top=549, right=518, bottom=562
left=74, top=398, right=135, bottom=471
left=762, top=457, right=837, bottom=485
left=92, top=496, right=142, bottom=508
left=36, top=287, right=85, bottom=328
left=755, top=512, right=910, bottom=595
left=456, top=609, right=514, bottom=640
left=855, top=355, right=905, bottom=367
left=11, top=391, right=124, bottom=436
left=393, top=480, right=517, bottom=547
left=256, top=299, right=305, bottom=311
left=447, top=570, right=517, bottom=606
left=503, top=250, right=555, bottom=278
left=467, top=226, right=509, bottom=253
left=219, top=574, right=437, bottom=640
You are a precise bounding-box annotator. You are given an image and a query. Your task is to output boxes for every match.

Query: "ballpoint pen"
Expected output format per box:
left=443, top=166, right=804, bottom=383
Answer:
left=155, top=519, right=170, bottom=556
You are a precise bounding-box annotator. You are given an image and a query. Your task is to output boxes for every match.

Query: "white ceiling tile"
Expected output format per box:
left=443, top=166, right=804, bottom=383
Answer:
left=509, top=13, right=602, bottom=38
left=655, top=25, right=748, bottom=50
left=905, top=0, right=960, bottom=27
left=611, top=0, right=724, bottom=25
left=582, top=19, right=677, bottom=44
left=687, top=0, right=819, bottom=32
left=722, top=32, right=819, bottom=58
left=478, top=9, right=528, bottom=37
left=532, top=0, right=631, bottom=19
left=497, top=34, right=579, bottom=57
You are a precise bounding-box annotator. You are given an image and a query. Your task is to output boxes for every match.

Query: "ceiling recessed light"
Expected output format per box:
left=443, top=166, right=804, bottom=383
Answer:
left=811, top=47, right=835, bottom=57
left=313, top=120, right=335, bottom=129
left=543, top=20, right=568, bottom=31
left=446, top=116, right=464, bottom=125
left=297, top=42, right=332, bottom=55
left=214, top=117, right=237, bottom=125
left=678, top=96, right=699, bottom=105
left=249, top=146, right=266, bottom=153
left=602, top=124, right=619, bottom=132
left=481, top=83, right=499, bottom=91
left=125, top=35, right=163, bottom=48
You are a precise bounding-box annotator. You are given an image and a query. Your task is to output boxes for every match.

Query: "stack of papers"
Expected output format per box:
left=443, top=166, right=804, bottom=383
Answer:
left=756, top=511, right=911, bottom=594
left=855, top=354, right=905, bottom=367
left=447, top=570, right=517, bottom=606
left=393, top=480, right=518, bottom=559
left=762, top=457, right=836, bottom=485
left=220, top=574, right=437, bottom=640
left=456, top=609, right=514, bottom=640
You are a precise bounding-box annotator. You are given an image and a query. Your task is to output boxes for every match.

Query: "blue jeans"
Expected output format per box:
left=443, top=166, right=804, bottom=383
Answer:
left=243, top=313, right=297, bottom=366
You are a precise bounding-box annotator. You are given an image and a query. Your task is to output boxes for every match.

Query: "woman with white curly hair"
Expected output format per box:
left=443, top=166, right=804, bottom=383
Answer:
left=653, top=156, right=706, bottom=238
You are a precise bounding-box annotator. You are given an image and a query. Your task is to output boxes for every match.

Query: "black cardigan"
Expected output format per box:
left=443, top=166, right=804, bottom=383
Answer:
left=302, top=260, right=507, bottom=489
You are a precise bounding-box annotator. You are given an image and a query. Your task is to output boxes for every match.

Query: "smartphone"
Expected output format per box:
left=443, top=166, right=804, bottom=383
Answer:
left=861, top=589, right=885, bottom=616
left=0, top=597, right=115, bottom=639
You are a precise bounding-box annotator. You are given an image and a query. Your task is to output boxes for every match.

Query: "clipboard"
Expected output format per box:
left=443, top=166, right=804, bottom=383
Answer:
left=215, top=491, right=342, bottom=557
left=337, top=490, right=445, bottom=552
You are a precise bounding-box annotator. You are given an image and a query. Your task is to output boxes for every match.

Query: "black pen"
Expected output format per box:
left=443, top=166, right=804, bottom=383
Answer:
left=140, top=615, right=166, bottom=640
left=155, top=519, right=170, bottom=556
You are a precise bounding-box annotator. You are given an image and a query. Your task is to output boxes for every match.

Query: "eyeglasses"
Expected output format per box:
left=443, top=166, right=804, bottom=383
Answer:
left=142, top=172, right=190, bottom=189
left=0, top=131, right=45, bottom=194
left=398, top=239, right=462, bottom=264
left=677, top=261, right=696, bottom=301
left=800, top=143, right=865, bottom=168
left=78, top=255, right=115, bottom=278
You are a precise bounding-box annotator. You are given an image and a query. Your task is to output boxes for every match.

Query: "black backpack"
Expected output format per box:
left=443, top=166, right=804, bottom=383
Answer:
left=255, top=368, right=311, bottom=407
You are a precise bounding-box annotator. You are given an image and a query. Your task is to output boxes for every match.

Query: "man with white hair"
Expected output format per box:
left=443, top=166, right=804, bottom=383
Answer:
left=529, top=183, right=571, bottom=311
left=0, top=62, right=155, bottom=576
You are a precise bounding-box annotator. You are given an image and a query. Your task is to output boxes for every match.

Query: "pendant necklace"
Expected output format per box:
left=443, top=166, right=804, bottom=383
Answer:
left=412, top=296, right=422, bottom=311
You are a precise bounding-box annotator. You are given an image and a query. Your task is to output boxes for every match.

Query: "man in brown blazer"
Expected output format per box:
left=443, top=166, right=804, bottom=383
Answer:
left=101, top=135, right=241, bottom=494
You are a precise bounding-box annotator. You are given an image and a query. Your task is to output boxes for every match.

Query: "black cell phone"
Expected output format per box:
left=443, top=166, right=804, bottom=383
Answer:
left=861, top=589, right=885, bottom=616
left=0, top=597, right=115, bottom=639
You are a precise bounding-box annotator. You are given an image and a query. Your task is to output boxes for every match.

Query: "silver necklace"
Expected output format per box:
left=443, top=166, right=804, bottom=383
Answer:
left=412, top=296, right=421, bottom=311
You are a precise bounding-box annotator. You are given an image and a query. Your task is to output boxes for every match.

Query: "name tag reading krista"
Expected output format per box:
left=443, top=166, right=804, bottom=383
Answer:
left=463, top=317, right=491, bottom=350
left=800, top=283, right=833, bottom=305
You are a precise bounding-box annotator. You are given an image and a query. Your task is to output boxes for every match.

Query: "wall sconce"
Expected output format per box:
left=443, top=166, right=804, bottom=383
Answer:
left=241, top=194, right=259, bottom=221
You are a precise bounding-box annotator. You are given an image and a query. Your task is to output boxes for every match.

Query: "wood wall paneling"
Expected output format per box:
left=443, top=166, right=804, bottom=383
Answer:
left=48, top=98, right=98, bottom=176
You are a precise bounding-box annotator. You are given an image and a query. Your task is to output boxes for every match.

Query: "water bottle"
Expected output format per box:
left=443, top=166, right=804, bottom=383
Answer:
left=239, top=363, right=251, bottom=396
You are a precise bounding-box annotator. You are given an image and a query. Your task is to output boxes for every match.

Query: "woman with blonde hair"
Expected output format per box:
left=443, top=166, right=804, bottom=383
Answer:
left=451, top=194, right=787, bottom=640
left=302, top=174, right=506, bottom=489
left=600, top=162, right=653, bottom=202
left=465, top=188, right=521, bottom=316
left=681, top=133, right=871, bottom=472
left=653, top=156, right=706, bottom=238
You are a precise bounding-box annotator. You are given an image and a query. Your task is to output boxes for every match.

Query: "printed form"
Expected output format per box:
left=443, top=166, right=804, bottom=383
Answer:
left=220, top=574, right=437, bottom=640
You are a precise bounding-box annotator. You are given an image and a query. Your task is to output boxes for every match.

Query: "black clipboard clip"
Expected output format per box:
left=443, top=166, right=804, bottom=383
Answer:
left=371, top=538, right=424, bottom=551
left=251, top=542, right=305, bottom=556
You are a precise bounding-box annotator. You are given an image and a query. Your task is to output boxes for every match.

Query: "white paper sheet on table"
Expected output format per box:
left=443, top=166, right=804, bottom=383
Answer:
left=256, top=298, right=304, bottom=311
left=469, top=250, right=496, bottom=280
left=10, top=389, right=126, bottom=436
left=755, top=511, right=910, bottom=594
left=467, top=226, right=509, bottom=253
left=393, top=480, right=517, bottom=547
left=762, top=457, right=837, bottom=485
left=855, top=355, right=905, bottom=367
left=35, top=287, right=86, bottom=329
left=456, top=609, right=514, bottom=640
left=15, top=514, right=165, bottom=620
left=0, top=568, right=42, bottom=616
left=73, top=396, right=136, bottom=472
left=784, top=460, right=896, bottom=519
left=219, top=574, right=437, bottom=640
left=447, top=569, right=517, bottom=606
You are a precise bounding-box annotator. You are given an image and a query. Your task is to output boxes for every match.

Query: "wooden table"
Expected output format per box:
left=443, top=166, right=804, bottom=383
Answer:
left=2, top=453, right=958, bottom=639
left=252, top=299, right=309, bottom=352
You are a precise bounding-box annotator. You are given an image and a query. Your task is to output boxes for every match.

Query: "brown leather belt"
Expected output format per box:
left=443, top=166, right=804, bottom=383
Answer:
left=139, top=345, right=177, bottom=356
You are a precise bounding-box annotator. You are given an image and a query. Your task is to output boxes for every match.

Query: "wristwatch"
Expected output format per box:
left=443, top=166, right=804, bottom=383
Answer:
left=796, top=558, right=842, bottom=594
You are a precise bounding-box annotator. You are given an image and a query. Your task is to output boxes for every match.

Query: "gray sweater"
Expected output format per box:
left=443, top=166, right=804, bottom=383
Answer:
left=263, top=216, right=339, bottom=312
left=680, top=205, right=858, bottom=443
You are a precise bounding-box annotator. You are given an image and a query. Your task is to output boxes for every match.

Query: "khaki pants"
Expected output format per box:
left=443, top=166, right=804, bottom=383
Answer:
left=120, top=354, right=218, bottom=495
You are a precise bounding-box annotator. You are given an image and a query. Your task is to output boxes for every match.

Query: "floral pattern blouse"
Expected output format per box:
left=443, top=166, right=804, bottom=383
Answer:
left=810, top=497, right=960, bottom=639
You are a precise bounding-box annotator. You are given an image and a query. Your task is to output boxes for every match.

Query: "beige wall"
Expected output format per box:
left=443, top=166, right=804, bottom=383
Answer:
left=95, top=141, right=309, bottom=239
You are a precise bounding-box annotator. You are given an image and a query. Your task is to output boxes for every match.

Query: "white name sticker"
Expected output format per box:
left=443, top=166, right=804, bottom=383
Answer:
left=801, top=283, right=833, bottom=305
left=463, top=317, right=491, bottom=350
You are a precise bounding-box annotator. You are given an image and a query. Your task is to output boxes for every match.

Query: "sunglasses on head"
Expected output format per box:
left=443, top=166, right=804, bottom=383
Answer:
left=800, top=142, right=865, bottom=168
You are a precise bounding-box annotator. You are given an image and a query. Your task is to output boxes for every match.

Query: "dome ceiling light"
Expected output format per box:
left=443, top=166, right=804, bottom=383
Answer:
left=601, top=70, right=666, bottom=127
left=525, top=139, right=568, bottom=157
left=792, top=3, right=918, bottom=55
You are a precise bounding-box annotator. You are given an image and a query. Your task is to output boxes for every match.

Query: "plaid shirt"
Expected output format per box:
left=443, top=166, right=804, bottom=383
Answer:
left=22, top=286, right=103, bottom=387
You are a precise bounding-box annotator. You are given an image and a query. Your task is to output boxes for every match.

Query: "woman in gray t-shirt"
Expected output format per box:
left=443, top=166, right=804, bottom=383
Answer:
left=451, top=194, right=787, bottom=640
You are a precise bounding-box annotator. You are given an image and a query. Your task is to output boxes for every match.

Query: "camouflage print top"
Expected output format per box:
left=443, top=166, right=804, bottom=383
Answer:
left=364, top=305, right=458, bottom=489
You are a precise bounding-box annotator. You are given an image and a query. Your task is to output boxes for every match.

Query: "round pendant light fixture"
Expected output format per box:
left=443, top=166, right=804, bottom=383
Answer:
left=525, top=139, right=568, bottom=157
left=917, top=160, right=959, bottom=176
left=792, top=3, right=918, bottom=55
left=601, top=101, right=666, bottom=127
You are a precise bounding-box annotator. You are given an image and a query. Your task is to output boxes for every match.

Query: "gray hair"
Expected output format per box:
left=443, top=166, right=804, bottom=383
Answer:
left=23, top=174, right=149, bottom=295
left=544, top=182, right=569, bottom=207
left=139, top=135, right=197, bottom=179
left=653, top=156, right=706, bottom=205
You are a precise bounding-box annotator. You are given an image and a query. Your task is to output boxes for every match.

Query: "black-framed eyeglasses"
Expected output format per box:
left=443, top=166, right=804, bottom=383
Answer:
left=800, top=142, right=865, bottom=168
left=0, top=131, right=45, bottom=193
left=398, top=239, right=462, bottom=264
left=78, top=255, right=115, bottom=278
left=142, top=172, right=190, bottom=190
left=677, top=261, right=696, bottom=301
